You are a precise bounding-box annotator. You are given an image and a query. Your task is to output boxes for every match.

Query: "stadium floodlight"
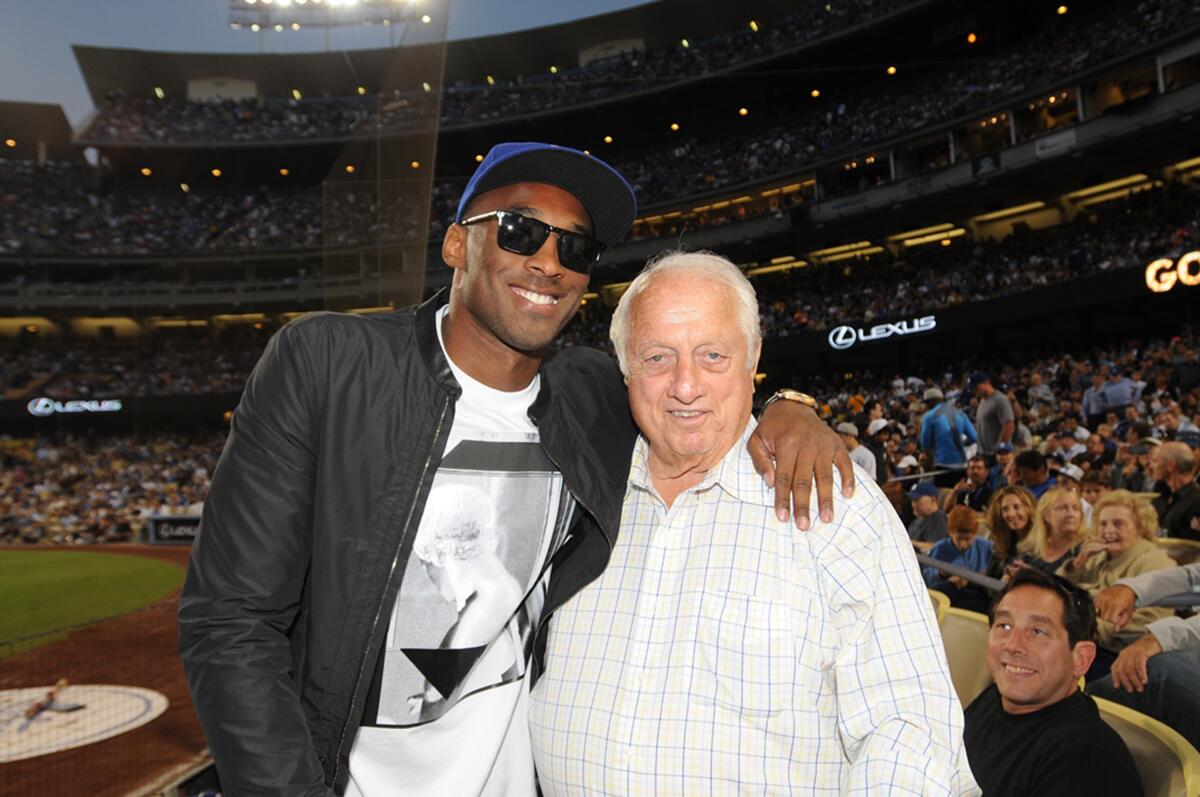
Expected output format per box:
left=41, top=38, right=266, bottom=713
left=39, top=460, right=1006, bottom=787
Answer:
left=229, top=0, right=429, bottom=33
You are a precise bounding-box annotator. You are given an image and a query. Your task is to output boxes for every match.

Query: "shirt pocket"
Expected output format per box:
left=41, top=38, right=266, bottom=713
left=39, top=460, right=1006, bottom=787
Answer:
left=693, top=591, right=795, bottom=718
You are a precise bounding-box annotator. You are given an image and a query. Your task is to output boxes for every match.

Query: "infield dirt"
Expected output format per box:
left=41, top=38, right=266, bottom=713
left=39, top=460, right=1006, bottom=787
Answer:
left=0, top=544, right=207, bottom=796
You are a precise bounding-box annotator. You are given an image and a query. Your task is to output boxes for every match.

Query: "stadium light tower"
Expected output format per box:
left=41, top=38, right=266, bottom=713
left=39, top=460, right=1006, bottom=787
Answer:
left=228, top=0, right=432, bottom=48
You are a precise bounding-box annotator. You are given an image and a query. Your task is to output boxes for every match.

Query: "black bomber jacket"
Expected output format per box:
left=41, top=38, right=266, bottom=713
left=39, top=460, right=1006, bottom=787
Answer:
left=178, top=291, right=637, bottom=795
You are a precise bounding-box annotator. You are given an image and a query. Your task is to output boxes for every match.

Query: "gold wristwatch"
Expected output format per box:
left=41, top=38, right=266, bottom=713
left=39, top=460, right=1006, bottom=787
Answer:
left=763, top=388, right=820, bottom=412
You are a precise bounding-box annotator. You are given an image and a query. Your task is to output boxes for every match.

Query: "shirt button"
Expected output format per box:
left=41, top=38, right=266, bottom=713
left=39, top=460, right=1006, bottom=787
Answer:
left=621, top=747, right=635, bottom=764
left=628, top=669, right=644, bottom=689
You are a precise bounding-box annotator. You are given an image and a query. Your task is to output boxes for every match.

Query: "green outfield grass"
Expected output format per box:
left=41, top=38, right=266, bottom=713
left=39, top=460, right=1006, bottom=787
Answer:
left=0, top=550, right=184, bottom=650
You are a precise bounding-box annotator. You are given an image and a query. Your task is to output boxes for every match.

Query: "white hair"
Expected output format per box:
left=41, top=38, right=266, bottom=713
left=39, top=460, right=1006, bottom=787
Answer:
left=609, top=249, right=761, bottom=376
left=412, top=485, right=498, bottom=567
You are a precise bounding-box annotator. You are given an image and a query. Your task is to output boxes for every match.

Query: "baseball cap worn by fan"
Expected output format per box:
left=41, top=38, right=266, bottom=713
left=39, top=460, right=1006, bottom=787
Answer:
left=456, top=142, right=637, bottom=248
left=836, top=422, right=859, bottom=437
left=907, top=482, right=938, bottom=499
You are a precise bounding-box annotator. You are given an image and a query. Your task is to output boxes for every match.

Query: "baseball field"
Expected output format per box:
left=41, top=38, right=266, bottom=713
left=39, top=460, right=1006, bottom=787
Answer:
left=0, top=545, right=208, bottom=795
left=0, top=549, right=184, bottom=650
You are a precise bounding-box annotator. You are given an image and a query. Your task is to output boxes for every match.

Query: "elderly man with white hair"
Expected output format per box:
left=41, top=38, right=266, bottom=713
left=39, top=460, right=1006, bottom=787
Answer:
left=529, top=250, right=978, bottom=796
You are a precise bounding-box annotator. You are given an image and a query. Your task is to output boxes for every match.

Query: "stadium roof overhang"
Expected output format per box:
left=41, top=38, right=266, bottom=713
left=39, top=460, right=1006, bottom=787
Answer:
left=71, top=0, right=805, bottom=104
left=0, top=102, right=80, bottom=161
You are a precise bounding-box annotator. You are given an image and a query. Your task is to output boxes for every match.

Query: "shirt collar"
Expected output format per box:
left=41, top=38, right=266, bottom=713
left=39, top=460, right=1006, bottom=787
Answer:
left=627, top=417, right=770, bottom=507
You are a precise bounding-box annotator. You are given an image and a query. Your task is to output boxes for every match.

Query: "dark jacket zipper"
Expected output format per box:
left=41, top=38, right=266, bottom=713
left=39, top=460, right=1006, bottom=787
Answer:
left=330, top=396, right=452, bottom=782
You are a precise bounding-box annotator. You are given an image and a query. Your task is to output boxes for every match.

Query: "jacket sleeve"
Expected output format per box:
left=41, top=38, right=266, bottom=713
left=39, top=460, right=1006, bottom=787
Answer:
left=178, top=320, right=334, bottom=796
left=1118, top=561, right=1200, bottom=605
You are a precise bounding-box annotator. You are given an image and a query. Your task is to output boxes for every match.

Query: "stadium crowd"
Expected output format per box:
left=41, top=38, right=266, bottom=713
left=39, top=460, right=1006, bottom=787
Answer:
left=0, top=431, right=222, bottom=545
left=1, top=328, right=265, bottom=400
left=0, top=158, right=427, bottom=256
left=4, top=184, right=1196, bottom=398
left=81, top=0, right=1196, bottom=148
left=2, top=0, right=1196, bottom=259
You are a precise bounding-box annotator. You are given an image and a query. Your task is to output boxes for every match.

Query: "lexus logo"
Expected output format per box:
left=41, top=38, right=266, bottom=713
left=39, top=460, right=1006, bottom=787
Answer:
left=27, top=397, right=55, bottom=417
left=826, top=315, right=938, bottom=350
left=26, top=397, right=124, bottom=417
left=828, top=326, right=857, bottom=350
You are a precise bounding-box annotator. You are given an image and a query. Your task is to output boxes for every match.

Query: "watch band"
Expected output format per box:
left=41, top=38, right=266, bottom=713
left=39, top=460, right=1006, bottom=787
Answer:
left=763, top=388, right=819, bottom=412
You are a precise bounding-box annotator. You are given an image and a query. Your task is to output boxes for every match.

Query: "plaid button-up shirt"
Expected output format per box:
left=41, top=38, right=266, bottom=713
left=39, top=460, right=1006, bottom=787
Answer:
left=530, top=421, right=979, bottom=796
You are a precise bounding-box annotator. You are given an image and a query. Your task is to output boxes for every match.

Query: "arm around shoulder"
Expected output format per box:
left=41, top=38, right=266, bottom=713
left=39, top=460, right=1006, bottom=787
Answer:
left=178, top=319, right=333, bottom=795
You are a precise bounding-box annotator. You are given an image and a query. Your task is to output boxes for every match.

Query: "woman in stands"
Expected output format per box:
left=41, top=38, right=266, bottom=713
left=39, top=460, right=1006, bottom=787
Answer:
left=1016, top=486, right=1086, bottom=576
left=983, top=485, right=1036, bottom=579
left=1058, top=489, right=1176, bottom=651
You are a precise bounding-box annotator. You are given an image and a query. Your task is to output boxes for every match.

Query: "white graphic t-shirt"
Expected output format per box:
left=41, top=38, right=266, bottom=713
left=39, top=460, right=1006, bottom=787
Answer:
left=346, top=307, right=574, bottom=796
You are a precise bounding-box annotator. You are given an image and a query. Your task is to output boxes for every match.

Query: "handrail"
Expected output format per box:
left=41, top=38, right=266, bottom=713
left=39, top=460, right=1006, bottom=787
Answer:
left=915, top=553, right=1005, bottom=593
left=888, top=466, right=965, bottom=484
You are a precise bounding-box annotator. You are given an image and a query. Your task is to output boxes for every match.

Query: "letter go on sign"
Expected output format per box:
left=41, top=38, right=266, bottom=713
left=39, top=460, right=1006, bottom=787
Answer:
left=1146, top=251, right=1200, bottom=293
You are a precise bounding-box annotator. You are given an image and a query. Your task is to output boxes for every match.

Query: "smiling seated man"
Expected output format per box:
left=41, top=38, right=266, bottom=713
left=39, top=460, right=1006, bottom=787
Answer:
left=963, top=568, right=1143, bottom=797
left=529, top=251, right=977, bottom=796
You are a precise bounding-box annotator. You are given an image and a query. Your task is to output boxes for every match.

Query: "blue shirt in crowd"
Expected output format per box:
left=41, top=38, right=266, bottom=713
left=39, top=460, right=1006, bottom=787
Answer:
left=923, top=537, right=994, bottom=586
left=920, top=402, right=979, bottom=467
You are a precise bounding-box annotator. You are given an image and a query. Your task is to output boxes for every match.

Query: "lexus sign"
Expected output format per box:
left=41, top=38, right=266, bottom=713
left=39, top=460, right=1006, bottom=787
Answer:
left=27, top=397, right=124, bottom=417
left=827, top=315, right=937, bottom=350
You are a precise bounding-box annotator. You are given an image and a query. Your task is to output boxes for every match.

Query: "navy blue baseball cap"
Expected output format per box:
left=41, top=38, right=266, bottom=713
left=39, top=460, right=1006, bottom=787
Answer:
left=907, top=482, right=939, bottom=499
left=455, top=142, right=637, bottom=248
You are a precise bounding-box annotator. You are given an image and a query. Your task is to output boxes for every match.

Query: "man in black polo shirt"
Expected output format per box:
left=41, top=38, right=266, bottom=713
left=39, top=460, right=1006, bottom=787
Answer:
left=963, top=569, right=1143, bottom=797
left=1150, top=441, right=1200, bottom=540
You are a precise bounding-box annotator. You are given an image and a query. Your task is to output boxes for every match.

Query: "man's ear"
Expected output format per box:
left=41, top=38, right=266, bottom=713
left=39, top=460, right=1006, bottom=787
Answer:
left=1071, top=640, right=1097, bottom=679
left=443, top=222, right=467, bottom=271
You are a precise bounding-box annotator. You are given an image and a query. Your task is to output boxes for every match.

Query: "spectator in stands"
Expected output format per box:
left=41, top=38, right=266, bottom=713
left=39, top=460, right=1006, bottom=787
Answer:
left=1026, top=372, right=1056, bottom=413
left=863, top=417, right=891, bottom=486
left=1149, top=441, right=1200, bottom=540
left=1050, top=463, right=1084, bottom=494
left=919, top=387, right=978, bottom=487
left=836, top=421, right=877, bottom=481
left=1058, top=490, right=1176, bottom=651
left=943, top=455, right=993, bottom=513
left=987, top=441, right=1014, bottom=490
left=963, top=568, right=1143, bottom=797
left=972, top=372, right=1015, bottom=464
left=984, top=485, right=1037, bottom=580
left=1014, top=449, right=1056, bottom=499
left=1111, top=440, right=1157, bottom=492
left=1089, top=562, right=1200, bottom=750
left=1080, top=469, right=1111, bottom=526
left=1083, top=433, right=1116, bottom=471
left=924, top=506, right=993, bottom=613
left=1018, top=487, right=1085, bottom=575
left=1082, top=371, right=1110, bottom=429
left=1104, top=366, right=1140, bottom=419
left=907, top=481, right=948, bottom=552
left=1050, top=431, right=1086, bottom=464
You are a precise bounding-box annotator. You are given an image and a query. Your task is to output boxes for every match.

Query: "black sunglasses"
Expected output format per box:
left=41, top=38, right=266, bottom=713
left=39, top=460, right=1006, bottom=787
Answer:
left=459, top=210, right=605, bottom=275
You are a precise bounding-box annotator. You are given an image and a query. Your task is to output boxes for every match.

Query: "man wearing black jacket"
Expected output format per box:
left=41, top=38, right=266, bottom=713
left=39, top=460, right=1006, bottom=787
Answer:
left=178, top=142, right=852, bottom=796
